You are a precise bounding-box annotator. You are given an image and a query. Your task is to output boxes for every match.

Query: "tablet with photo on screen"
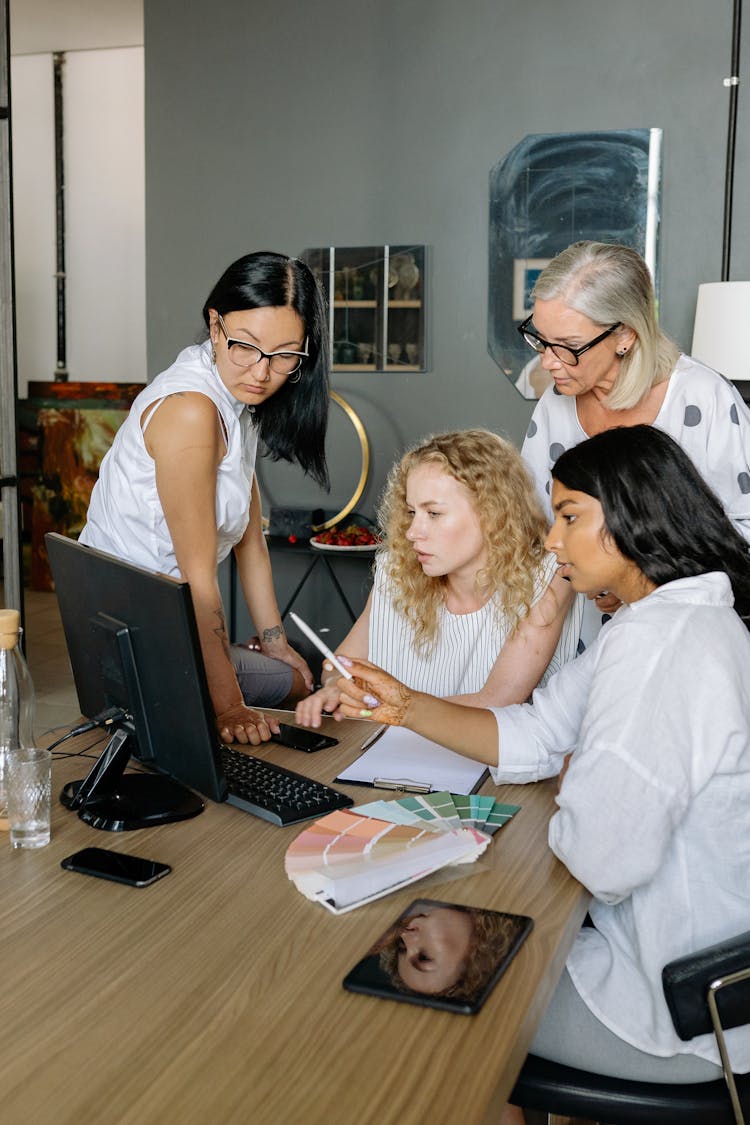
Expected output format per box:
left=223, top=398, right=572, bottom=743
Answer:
left=342, top=898, right=533, bottom=1015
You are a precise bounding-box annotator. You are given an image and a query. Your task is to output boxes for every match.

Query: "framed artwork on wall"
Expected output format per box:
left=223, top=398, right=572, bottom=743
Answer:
left=512, top=258, right=551, bottom=321
left=489, top=128, right=663, bottom=400
left=19, top=381, right=144, bottom=589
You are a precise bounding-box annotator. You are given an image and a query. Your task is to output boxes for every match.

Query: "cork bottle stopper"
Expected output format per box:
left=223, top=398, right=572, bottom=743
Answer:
left=0, top=609, right=21, bottom=651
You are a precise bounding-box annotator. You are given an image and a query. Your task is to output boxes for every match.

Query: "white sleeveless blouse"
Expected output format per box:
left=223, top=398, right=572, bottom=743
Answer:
left=80, top=342, right=259, bottom=577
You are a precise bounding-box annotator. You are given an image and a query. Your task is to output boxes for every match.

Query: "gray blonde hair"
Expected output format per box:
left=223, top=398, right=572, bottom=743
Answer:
left=532, top=241, right=679, bottom=410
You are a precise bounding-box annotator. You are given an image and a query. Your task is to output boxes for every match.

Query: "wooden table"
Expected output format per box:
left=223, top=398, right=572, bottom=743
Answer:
left=0, top=713, right=589, bottom=1125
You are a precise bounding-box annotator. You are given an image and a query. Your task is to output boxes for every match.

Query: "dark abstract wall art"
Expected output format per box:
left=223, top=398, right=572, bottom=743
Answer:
left=488, top=128, right=662, bottom=398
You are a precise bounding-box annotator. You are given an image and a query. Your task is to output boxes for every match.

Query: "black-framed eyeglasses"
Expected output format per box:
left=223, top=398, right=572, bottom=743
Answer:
left=217, top=314, right=309, bottom=376
left=517, top=315, right=622, bottom=367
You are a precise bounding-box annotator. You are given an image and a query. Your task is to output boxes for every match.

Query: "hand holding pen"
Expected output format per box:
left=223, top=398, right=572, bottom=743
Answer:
left=335, top=656, right=412, bottom=727
left=290, top=612, right=382, bottom=728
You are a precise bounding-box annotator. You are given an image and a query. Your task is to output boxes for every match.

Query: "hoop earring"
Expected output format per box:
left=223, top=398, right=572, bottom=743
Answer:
left=288, top=370, right=303, bottom=384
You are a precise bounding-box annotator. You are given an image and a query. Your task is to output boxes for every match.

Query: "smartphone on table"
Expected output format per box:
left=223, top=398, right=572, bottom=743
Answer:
left=271, top=723, right=339, bottom=753
left=61, top=847, right=172, bottom=887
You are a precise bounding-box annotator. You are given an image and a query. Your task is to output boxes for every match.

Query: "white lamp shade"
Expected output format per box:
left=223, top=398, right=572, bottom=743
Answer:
left=691, top=281, right=750, bottom=382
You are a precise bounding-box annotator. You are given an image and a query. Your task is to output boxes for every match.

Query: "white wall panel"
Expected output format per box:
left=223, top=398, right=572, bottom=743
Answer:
left=65, top=47, right=145, bottom=382
left=10, top=53, right=55, bottom=395
left=11, top=46, right=145, bottom=393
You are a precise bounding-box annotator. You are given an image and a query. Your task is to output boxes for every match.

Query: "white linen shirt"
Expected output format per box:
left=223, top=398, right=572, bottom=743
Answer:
left=80, top=342, right=258, bottom=577
left=491, top=573, right=750, bottom=1069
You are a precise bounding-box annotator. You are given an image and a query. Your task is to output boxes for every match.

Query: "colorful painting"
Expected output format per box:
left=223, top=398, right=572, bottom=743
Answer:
left=22, top=382, right=144, bottom=590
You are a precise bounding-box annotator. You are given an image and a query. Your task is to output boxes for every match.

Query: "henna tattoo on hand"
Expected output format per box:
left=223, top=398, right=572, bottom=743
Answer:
left=352, top=674, right=412, bottom=726
left=392, top=678, right=412, bottom=725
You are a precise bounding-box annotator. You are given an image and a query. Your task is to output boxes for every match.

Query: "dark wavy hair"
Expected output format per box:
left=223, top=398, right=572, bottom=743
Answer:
left=202, top=251, right=330, bottom=488
left=552, top=425, right=750, bottom=624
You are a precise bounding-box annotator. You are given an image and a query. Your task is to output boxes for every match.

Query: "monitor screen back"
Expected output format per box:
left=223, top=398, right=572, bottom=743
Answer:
left=46, top=533, right=226, bottom=802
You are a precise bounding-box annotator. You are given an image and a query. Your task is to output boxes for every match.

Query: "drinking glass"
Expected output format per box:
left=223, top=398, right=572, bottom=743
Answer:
left=7, top=747, right=52, bottom=849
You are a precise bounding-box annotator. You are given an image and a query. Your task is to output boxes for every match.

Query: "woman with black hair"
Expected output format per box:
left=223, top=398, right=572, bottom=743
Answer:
left=332, top=426, right=750, bottom=1094
left=81, top=252, right=330, bottom=745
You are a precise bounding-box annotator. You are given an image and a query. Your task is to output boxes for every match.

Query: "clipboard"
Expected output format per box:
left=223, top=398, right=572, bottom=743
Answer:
left=336, top=725, right=488, bottom=795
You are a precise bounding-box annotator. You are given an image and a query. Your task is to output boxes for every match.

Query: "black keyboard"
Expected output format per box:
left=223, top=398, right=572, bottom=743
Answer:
left=220, top=746, right=353, bottom=826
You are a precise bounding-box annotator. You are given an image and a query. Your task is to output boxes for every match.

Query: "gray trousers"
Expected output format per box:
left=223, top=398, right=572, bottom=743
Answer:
left=527, top=968, right=724, bottom=1084
left=230, top=644, right=293, bottom=708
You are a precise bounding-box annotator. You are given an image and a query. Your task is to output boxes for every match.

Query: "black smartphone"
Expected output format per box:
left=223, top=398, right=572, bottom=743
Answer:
left=343, top=898, right=534, bottom=1015
left=271, top=723, right=339, bottom=753
left=61, top=847, right=172, bottom=888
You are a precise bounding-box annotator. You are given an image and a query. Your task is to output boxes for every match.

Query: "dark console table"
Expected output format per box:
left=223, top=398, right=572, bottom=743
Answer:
left=227, top=537, right=376, bottom=672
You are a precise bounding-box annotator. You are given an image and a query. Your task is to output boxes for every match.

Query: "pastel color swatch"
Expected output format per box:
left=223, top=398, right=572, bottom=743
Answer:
left=284, top=792, right=520, bottom=913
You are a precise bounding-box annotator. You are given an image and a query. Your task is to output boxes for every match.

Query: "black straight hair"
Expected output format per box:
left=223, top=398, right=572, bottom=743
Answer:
left=552, top=425, right=750, bottom=625
left=202, top=251, right=330, bottom=489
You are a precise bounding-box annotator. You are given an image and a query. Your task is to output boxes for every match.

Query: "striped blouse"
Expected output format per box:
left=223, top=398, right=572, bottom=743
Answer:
left=368, top=553, right=582, bottom=697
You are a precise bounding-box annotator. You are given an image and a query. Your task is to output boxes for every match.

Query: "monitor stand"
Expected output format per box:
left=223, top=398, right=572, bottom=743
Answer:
left=60, top=727, right=204, bottom=831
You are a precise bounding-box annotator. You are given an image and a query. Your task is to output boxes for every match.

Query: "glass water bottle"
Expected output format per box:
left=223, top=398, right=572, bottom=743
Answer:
left=0, top=609, right=37, bottom=823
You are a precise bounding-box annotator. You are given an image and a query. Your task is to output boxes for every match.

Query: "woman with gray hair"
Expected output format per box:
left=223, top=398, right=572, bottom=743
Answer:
left=519, top=239, right=750, bottom=641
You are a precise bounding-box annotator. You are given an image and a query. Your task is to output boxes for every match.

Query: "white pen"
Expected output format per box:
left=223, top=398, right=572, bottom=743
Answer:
left=289, top=611, right=353, bottom=680
left=360, top=725, right=385, bottom=751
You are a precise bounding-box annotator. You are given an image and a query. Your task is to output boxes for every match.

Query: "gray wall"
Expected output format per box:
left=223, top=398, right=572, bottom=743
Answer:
left=145, top=0, right=749, bottom=652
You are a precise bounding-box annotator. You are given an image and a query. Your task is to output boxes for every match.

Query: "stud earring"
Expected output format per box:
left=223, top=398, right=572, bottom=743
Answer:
left=617, top=348, right=628, bottom=357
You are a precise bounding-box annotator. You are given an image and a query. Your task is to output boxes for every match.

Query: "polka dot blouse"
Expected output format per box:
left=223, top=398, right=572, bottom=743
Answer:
left=522, top=354, right=750, bottom=538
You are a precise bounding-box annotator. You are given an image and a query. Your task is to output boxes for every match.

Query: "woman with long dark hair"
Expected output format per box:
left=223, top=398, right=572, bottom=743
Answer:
left=81, top=252, right=330, bottom=744
left=333, top=426, right=750, bottom=1096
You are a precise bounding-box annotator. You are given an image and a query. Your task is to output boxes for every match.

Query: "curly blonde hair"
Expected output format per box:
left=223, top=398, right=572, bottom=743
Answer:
left=376, top=903, right=527, bottom=1005
left=376, top=429, right=549, bottom=651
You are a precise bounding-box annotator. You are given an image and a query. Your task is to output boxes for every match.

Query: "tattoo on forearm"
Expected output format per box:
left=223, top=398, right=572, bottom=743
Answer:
left=261, top=624, right=284, bottom=644
left=212, top=606, right=231, bottom=658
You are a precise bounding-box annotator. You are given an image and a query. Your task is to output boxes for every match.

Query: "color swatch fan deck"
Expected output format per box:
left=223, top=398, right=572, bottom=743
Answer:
left=284, top=791, right=520, bottom=914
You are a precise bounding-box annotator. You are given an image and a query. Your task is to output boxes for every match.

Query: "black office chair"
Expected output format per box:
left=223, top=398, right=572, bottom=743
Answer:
left=510, top=929, right=750, bottom=1124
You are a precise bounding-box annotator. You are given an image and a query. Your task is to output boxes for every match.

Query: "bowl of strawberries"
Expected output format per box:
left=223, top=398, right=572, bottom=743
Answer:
left=309, top=522, right=381, bottom=552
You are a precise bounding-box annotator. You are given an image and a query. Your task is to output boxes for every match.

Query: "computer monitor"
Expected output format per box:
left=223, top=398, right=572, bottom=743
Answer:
left=46, top=532, right=228, bottom=831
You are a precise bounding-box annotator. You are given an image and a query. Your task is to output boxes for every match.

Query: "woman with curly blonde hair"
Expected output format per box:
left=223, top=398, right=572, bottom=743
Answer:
left=296, top=429, right=580, bottom=729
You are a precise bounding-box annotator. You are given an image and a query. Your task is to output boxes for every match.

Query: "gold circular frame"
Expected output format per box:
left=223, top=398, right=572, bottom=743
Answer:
left=313, top=390, right=370, bottom=531
left=260, top=390, right=370, bottom=533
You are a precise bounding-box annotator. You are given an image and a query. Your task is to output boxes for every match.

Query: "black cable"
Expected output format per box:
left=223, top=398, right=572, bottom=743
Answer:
left=45, top=706, right=126, bottom=755
left=46, top=720, right=101, bottom=754
left=721, top=0, right=742, bottom=281
left=53, top=51, right=68, bottom=378
left=52, top=731, right=110, bottom=761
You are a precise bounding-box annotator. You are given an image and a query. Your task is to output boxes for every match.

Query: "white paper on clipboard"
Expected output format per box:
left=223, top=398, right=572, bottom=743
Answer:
left=337, top=725, right=487, bottom=794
